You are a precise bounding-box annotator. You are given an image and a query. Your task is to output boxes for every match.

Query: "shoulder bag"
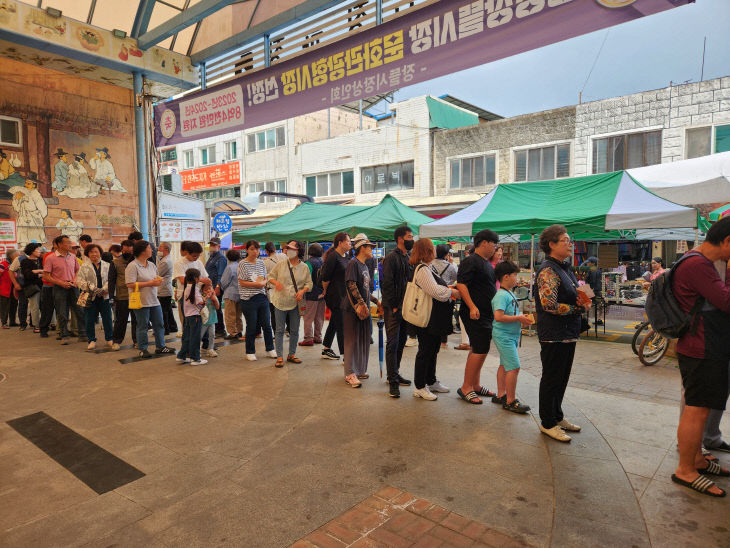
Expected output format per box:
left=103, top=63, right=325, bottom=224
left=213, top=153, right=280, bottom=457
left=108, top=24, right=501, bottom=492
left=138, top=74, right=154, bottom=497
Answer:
left=129, top=282, right=142, bottom=310
left=287, top=262, right=307, bottom=317
left=401, top=264, right=432, bottom=328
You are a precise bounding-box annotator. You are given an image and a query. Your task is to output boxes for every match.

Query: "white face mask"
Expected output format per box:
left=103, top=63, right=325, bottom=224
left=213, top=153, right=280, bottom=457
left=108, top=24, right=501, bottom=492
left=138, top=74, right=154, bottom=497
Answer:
left=286, top=249, right=298, bottom=259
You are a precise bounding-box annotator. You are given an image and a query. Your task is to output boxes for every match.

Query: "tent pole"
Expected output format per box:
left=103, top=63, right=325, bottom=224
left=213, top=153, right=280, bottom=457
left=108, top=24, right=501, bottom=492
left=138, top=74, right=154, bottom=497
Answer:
left=529, top=234, right=535, bottom=294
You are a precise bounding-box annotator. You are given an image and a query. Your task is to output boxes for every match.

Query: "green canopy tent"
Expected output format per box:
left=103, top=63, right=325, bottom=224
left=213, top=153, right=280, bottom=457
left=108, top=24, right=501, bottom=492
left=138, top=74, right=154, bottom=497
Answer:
left=709, top=203, right=730, bottom=222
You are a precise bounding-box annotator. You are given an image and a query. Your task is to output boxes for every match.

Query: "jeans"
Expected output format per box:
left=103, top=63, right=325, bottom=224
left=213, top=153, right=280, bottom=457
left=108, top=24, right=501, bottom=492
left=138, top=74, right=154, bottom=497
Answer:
left=85, top=297, right=113, bottom=342
left=159, top=296, right=178, bottom=334
left=177, top=315, right=202, bottom=362
left=52, top=286, right=85, bottom=339
left=203, top=322, right=216, bottom=351
left=113, top=299, right=137, bottom=345
left=132, top=305, right=165, bottom=351
left=538, top=342, right=576, bottom=429
left=241, top=293, right=274, bottom=355
left=274, top=307, right=300, bottom=358
left=27, top=292, right=40, bottom=328
left=383, top=306, right=409, bottom=383
left=322, top=306, right=344, bottom=355
left=17, top=291, right=28, bottom=327
left=39, top=285, right=55, bottom=334
left=303, top=299, right=325, bottom=341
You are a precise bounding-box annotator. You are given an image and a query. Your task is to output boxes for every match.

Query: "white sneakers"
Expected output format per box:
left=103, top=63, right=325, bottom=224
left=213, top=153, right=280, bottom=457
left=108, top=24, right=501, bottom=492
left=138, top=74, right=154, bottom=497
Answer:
left=413, top=387, right=438, bottom=400
left=87, top=341, right=96, bottom=351
left=540, top=425, right=572, bottom=442
left=558, top=419, right=581, bottom=432
left=176, top=358, right=191, bottom=364
left=207, top=349, right=218, bottom=358
left=404, top=337, right=418, bottom=347
left=428, top=381, right=450, bottom=393
left=267, top=350, right=277, bottom=358
left=246, top=354, right=258, bottom=361
left=191, top=359, right=208, bottom=366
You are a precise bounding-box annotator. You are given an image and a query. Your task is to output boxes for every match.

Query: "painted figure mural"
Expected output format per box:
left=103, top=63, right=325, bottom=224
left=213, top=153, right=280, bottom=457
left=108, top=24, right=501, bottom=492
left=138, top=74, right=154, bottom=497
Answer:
left=11, top=172, right=48, bottom=246
left=0, top=148, right=25, bottom=197
left=51, top=147, right=69, bottom=192
left=61, top=152, right=96, bottom=198
left=89, top=147, right=127, bottom=193
left=55, top=208, right=83, bottom=242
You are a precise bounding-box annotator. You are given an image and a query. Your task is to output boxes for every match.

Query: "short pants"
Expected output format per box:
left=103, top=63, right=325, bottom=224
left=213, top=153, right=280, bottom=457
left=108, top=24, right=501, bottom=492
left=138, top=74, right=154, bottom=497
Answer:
left=678, top=353, right=728, bottom=411
left=461, top=315, right=492, bottom=354
left=492, top=334, right=521, bottom=371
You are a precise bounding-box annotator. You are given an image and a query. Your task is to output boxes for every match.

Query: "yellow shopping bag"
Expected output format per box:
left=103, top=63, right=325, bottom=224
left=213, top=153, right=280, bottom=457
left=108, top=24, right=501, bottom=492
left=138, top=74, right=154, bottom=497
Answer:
left=129, top=282, right=142, bottom=310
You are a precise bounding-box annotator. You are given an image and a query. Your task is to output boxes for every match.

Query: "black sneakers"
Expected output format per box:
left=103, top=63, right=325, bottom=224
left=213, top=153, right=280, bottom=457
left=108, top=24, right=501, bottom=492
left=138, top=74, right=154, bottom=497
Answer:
left=155, top=347, right=176, bottom=354
left=321, top=348, right=340, bottom=360
left=396, top=375, right=412, bottom=386
left=389, top=383, right=401, bottom=398
left=138, top=349, right=152, bottom=358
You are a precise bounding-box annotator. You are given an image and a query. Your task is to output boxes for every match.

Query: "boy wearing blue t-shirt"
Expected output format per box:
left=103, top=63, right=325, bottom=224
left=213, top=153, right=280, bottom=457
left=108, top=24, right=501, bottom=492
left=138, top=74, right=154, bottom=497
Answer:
left=491, top=262, right=534, bottom=414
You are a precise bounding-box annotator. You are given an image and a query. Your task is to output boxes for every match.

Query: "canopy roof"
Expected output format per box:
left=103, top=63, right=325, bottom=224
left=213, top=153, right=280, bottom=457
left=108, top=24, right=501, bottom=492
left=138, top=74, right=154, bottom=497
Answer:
left=233, top=194, right=433, bottom=243
left=709, top=202, right=730, bottom=221
left=628, top=152, right=730, bottom=205
left=420, top=172, right=698, bottom=238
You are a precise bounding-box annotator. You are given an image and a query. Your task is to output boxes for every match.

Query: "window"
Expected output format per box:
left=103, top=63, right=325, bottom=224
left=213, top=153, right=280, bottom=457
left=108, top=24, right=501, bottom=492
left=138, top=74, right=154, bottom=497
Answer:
left=514, top=144, right=570, bottom=182
left=183, top=150, right=194, bottom=168
left=247, top=126, right=286, bottom=152
left=200, top=145, right=216, bottom=165
left=361, top=162, right=414, bottom=193
left=449, top=154, right=496, bottom=189
left=716, top=124, right=730, bottom=154
left=305, top=170, right=354, bottom=198
left=225, top=140, right=238, bottom=160
left=248, top=180, right=287, bottom=203
left=161, top=174, right=173, bottom=192
left=592, top=131, right=661, bottom=174
left=0, top=116, right=20, bottom=146
left=159, top=148, right=177, bottom=165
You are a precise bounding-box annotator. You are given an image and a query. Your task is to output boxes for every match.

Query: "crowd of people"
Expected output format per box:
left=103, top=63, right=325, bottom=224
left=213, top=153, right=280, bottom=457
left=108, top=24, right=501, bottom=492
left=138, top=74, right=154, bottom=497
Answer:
left=1, top=218, right=729, bottom=498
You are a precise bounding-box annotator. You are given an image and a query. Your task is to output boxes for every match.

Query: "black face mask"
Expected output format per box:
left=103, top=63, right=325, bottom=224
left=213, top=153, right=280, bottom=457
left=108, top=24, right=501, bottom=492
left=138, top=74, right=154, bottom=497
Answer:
left=403, top=239, right=415, bottom=252
left=122, top=252, right=133, bottom=260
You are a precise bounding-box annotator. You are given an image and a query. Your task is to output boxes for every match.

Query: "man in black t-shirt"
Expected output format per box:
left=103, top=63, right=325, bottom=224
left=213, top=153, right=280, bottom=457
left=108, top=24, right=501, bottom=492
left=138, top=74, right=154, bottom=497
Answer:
left=455, top=229, right=499, bottom=405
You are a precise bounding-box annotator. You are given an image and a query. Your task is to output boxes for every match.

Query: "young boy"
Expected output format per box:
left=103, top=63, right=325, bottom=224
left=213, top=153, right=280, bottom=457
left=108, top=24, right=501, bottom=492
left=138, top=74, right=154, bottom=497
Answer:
left=201, top=281, right=220, bottom=358
left=491, top=261, right=534, bottom=414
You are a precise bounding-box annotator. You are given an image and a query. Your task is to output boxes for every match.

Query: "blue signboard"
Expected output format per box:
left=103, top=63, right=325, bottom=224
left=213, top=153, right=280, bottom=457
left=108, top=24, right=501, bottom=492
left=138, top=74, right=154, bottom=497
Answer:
left=212, top=213, right=232, bottom=233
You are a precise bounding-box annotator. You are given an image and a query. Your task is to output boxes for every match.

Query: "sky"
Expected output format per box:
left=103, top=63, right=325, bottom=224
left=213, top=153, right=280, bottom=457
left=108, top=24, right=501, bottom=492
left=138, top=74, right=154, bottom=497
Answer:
left=392, top=0, right=730, bottom=118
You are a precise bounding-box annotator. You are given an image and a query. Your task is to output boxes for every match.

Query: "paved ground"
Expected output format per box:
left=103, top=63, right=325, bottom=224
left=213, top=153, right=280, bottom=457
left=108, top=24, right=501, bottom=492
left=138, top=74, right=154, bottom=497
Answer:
left=0, top=323, right=728, bottom=547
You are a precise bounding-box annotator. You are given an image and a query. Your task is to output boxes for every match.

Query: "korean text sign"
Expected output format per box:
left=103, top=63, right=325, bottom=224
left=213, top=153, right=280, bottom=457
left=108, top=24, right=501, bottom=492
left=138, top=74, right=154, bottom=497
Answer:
left=154, top=0, right=689, bottom=147
left=180, top=161, right=241, bottom=192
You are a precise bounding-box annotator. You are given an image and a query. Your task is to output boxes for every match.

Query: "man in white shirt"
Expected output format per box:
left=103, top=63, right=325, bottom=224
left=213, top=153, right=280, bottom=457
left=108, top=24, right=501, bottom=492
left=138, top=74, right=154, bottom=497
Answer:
left=173, top=241, right=211, bottom=338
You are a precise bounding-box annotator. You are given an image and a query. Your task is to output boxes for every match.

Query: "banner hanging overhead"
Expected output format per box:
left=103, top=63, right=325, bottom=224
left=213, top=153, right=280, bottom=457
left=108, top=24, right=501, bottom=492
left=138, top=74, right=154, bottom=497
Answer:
left=154, top=0, right=690, bottom=147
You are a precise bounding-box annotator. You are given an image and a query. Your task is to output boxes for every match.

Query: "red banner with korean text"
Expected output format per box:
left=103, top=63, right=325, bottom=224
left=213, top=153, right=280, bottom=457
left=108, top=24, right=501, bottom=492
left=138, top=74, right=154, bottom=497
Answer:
left=154, top=0, right=690, bottom=147
left=180, top=162, right=241, bottom=191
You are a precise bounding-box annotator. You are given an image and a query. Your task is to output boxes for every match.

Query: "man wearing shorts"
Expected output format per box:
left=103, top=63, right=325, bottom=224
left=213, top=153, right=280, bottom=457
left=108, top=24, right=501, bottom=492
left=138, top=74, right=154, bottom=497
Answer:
left=671, top=216, right=730, bottom=498
left=455, top=229, right=499, bottom=404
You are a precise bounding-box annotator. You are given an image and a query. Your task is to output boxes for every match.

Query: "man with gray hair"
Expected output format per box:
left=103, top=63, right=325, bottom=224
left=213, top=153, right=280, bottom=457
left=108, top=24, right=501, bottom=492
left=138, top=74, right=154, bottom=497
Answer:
left=157, top=242, right=177, bottom=335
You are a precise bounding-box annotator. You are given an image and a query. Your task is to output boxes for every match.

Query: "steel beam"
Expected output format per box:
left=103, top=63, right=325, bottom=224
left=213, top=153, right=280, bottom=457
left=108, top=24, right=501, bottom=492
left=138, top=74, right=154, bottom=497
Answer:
left=133, top=72, right=150, bottom=240
left=138, top=0, right=238, bottom=50
left=131, top=0, right=156, bottom=39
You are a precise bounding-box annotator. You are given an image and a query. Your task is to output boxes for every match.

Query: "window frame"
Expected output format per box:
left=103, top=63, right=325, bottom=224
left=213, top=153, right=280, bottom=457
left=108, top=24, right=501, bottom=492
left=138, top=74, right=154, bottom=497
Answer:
left=247, top=179, right=288, bottom=203
left=305, top=170, right=355, bottom=199
left=199, top=145, right=217, bottom=166
left=360, top=161, right=415, bottom=194
left=246, top=126, right=286, bottom=153
left=182, top=150, right=194, bottom=169
left=590, top=129, right=662, bottom=174
left=224, top=140, right=238, bottom=160
left=447, top=151, right=498, bottom=190
left=0, top=115, right=22, bottom=148
left=684, top=123, right=730, bottom=159
left=512, top=142, right=572, bottom=182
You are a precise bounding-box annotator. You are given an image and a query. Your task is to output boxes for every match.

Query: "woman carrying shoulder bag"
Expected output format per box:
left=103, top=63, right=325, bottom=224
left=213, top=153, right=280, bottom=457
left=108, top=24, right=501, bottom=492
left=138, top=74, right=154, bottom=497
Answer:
left=20, top=243, right=44, bottom=333
left=410, top=238, right=460, bottom=401
left=75, top=243, right=113, bottom=350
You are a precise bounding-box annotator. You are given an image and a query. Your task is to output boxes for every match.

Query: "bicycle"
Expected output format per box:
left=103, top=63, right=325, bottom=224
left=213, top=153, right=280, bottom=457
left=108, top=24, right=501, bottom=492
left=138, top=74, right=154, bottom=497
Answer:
left=631, top=320, right=651, bottom=355
left=637, top=328, right=669, bottom=366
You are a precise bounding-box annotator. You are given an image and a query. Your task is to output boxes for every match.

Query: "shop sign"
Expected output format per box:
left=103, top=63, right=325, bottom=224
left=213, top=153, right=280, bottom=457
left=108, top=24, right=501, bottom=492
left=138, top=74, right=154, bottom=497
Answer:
left=212, top=213, right=232, bottom=233
left=158, top=191, right=205, bottom=221
left=182, top=221, right=205, bottom=241
left=0, top=219, right=17, bottom=255
left=154, top=0, right=689, bottom=147
left=180, top=162, right=241, bottom=192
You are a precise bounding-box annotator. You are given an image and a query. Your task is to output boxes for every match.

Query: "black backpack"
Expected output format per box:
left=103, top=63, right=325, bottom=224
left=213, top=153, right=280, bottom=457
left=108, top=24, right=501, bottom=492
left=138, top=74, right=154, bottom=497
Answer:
left=644, top=252, right=704, bottom=339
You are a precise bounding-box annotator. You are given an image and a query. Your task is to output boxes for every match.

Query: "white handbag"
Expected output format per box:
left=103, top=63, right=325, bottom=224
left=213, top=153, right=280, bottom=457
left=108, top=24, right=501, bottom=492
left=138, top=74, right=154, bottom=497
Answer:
left=401, top=264, right=432, bottom=328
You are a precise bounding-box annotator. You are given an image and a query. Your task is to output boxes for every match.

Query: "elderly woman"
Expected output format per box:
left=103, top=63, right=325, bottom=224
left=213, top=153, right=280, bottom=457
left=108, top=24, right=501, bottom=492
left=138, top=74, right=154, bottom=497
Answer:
left=75, top=243, right=113, bottom=350
left=220, top=248, right=244, bottom=340
left=20, top=243, right=44, bottom=333
left=268, top=240, right=312, bottom=367
left=534, top=225, right=591, bottom=442
left=410, top=238, right=460, bottom=401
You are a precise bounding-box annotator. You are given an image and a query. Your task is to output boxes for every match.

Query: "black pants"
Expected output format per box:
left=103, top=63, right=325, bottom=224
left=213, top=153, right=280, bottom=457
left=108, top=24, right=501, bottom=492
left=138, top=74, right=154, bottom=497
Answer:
left=383, top=306, right=408, bottom=383
left=113, top=299, right=137, bottom=345
left=323, top=306, right=344, bottom=355
left=17, top=291, right=28, bottom=327
left=407, top=322, right=417, bottom=338
left=538, top=341, right=576, bottom=429
left=53, top=286, right=85, bottom=339
left=39, top=285, right=55, bottom=334
left=415, top=327, right=440, bottom=389
left=159, top=296, right=178, bottom=335
left=0, top=294, right=17, bottom=326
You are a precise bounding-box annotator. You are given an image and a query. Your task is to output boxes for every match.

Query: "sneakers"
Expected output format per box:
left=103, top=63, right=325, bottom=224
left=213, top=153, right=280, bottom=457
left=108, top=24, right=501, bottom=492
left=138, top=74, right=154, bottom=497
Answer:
left=111, top=343, right=120, bottom=351
left=404, top=337, right=417, bottom=347
left=322, top=348, right=340, bottom=360
left=413, top=387, right=438, bottom=401
left=246, top=354, right=257, bottom=361
left=345, top=374, right=362, bottom=388
left=138, top=349, right=152, bottom=358
left=87, top=341, right=96, bottom=351
left=156, top=347, right=176, bottom=354
left=299, top=339, right=314, bottom=346
left=428, top=381, right=450, bottom=393
left=503, top=399, right=531, bottom=414
left=396, top=375, right=412, bottom=386
left=267, top=350, right=278, bottom=358
left=176, top=358, right=191, bottom=364
left=207, top=349, right=218, bottom=357
left=389, top=383, right=400, bottom=398
left=176, top=331, right=183, bottom=338
left=540, top=424, right=571, bottom=442
left=190, top=359, right=208, bottom=366
left=106, top=340, right=113, bottom=347
left=557, top=419, right=581, bottom=432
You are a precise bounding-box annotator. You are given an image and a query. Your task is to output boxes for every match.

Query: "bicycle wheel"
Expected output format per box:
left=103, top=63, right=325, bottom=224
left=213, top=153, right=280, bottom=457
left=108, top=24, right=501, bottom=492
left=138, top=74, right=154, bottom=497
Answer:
left=631, top=321, right=651, bottom=355
left=638, top=329, right=668, bottom=366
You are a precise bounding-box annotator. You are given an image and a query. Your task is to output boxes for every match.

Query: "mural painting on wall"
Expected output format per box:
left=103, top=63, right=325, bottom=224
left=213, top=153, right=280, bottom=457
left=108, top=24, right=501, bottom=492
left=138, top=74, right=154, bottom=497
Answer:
left=51, top=147, right=127, bottom=198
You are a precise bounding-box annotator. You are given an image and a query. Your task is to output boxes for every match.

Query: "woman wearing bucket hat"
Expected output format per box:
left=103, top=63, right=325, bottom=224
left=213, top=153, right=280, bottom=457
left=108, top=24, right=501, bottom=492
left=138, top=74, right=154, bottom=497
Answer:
left=342, top=233, right=382, bottom=388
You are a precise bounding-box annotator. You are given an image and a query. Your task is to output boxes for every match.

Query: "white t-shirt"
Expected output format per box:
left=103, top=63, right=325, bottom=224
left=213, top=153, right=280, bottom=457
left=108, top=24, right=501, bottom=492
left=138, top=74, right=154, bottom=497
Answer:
left=173, top=257, right=208, bottom=281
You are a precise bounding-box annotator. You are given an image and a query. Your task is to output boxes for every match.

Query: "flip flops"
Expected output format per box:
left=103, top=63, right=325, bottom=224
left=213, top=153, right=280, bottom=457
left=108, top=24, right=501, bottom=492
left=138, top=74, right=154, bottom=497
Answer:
left=457, top=388, right=482, bottom=404
left=671, top=474, right=726, bottom=497
left=697, top=459, right=730, bottom=477
left=474, top=386, right=497, bottom=398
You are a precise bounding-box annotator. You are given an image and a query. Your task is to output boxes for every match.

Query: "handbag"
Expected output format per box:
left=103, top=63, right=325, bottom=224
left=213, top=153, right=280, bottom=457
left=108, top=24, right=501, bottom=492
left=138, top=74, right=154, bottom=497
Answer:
left=77, top=290, right=92, bottom=308
left=23, top=283, right=40, bottom=298
left=128, top=282, right=142, bottom=310
left=287, top=261, right=307, bottom=317
left=402, top=264, right=432, bottom=328
left=346, top=282, right=370, bottom=320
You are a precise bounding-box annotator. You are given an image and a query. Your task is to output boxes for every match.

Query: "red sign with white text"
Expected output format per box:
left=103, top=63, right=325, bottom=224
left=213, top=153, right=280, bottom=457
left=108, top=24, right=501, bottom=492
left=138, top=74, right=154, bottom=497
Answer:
left=181, top=162, right=241, bottom=191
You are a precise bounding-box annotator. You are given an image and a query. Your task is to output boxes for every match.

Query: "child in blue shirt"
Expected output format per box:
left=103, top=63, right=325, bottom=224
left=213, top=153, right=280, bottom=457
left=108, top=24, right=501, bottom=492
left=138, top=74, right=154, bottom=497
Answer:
left=202, top=281, right=220, bottom=358
left=491, top=261, right=534, bottom=414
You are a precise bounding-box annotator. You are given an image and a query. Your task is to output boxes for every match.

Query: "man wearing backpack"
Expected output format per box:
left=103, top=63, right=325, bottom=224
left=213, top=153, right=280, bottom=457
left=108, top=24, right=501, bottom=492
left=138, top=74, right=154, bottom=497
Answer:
left=669, top=216, right=730, bottom=498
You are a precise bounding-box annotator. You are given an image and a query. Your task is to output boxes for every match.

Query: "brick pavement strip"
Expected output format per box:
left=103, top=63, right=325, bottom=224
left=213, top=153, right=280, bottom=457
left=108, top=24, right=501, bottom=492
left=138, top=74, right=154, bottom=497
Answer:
left=293, top=487, right=534, bottom=548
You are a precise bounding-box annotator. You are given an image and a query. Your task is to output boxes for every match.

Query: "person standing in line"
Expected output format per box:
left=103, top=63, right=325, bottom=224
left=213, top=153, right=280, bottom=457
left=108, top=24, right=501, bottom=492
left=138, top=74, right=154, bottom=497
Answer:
left=8, top=248, right=27, bottom=329
left=263, top=241, right=287, bottom=335
left=320, top=232, right=352, bottom=361
left=125, top=240, right=175, bottom=358
left=38, top=243, right=57, bottom=338
left=456, top=229, right=500, bottom=404
left=342, top=234, right=382, bottom=388
left=176, top=268, right=207, bottom=366
left=220, top=248, right=244, bottom=340
left=173, top=241, right=211, bottom=339
left=109, top=240, right=136, bottom=350
left=534, top=225, right=590, bottom=442
left=237, top=240, right=276, bottom=361
left=0, top=249, right=19, bottom=328
left=201, top=281, right=220, bottom=358
left=42, top=235, right=86, bottom=344
left=20, top=243, right=44, bottom=333
left=75, top=243, right=113, bottom=350
left=156, top=242, right=177, bottom=336
left=268, top=240, right=312, bottom=368
left=205, top=237, right=228, bottom=337
left=381, top=226, right=415, bottom=397
left=78, top=234, right=93, bottom=265
left=454, top=244, right=474, bottom=351
left=432, top=243, right=458, bottom=349
left=300, top=243, right=326, bottom=346
left=128, top=231, right=156, bottom=263
left=409, top=238, right=459, bottom=401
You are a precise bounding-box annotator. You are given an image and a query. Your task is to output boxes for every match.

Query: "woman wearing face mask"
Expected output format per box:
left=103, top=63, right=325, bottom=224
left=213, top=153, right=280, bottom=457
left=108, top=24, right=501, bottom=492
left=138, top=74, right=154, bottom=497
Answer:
left=267, top=240, right=312, bottom=368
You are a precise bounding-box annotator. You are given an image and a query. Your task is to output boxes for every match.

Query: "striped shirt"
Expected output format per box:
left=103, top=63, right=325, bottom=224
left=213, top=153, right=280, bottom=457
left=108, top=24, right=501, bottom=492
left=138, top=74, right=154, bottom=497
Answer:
left=237, top=258, right=268, bottom=300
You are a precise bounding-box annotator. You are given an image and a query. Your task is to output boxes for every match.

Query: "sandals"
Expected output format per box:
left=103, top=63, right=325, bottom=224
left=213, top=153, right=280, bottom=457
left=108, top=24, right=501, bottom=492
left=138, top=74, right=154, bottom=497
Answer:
left=503, top=399, right=531, bottom=414
left=275, top=358, right=284, bottom=368
left=697, top=459, right=730, bottom=477
left=287, top=355, right=302, bottom=364
left=474, top=386, right=497, bottom=398
left=457, top=388, right=483, bottom=405
left=671, top=474, right=726, bottom=497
